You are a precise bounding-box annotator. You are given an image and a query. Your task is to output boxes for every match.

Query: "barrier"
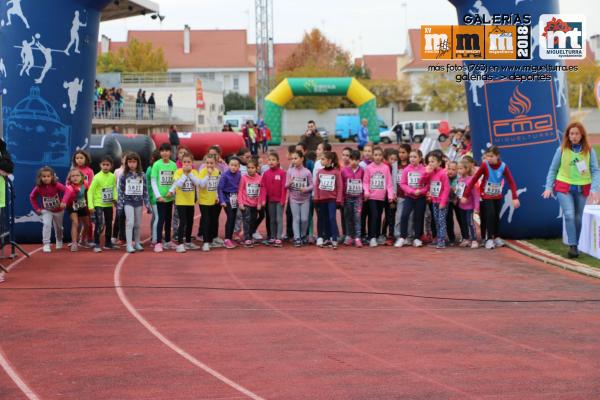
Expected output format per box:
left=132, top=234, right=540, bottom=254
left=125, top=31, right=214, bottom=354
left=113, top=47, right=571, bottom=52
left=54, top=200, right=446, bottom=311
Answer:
left=0, top=178, right=29, bottom=271
left=151, top=132, right=245, bottom=160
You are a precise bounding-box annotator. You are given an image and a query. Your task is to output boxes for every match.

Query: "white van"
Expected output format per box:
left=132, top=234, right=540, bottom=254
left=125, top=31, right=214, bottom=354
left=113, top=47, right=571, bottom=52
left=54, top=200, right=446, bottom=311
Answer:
left=401, top=121, right=427, bottom=143
left=223, top=115, right=255, bottom=132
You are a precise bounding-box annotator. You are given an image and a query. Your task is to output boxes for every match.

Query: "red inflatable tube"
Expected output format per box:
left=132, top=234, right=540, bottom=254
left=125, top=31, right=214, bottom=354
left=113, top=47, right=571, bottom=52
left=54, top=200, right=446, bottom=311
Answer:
left=151, top=132, right=245, bottom=160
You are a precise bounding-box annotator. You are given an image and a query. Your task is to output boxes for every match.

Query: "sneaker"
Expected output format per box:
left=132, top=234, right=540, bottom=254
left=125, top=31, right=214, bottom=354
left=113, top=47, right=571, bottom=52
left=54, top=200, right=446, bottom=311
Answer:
left=485, top=239, right=495, bottom=250
left=233, top=233, right=242, bottom=242
left=196, top=235, right=204, bottom=242
left=94, top=246, right=102, bottom=253
left=293, top=239, right=302, bottom=247
left=567, top=245, right=579, bottom=259
left=436, top=243, right=446, bottom=249
left=394, top=238, right=405, bottom=248
left=343, top=237, right=352, bottom=246
left=274, top=239, right=283, bottom=248
left=307, top=236, right=315, bottom=244
left=494, top=237, right=505, bottom=247
left=154, top=243, right=163, bottom=253
left=126, top=245, right=136, bottom=253
left=176, top=244, right=186, bottom=253
left=377, top=235, right=386, bottom=245
left=354, top=238, right=363, bottom=248
left=70, top=243, right=78, bottom=252
left=214, top=238, right=225, bottom=245
left=243, top=240, right=254, bottom=248
left=369, top=238, right=378, bottom=248
left=224, top=239, right=236, bottom=249
left=43, top=244, right=51, bottom=253
left=252, top=232, right=263, bottom=240
left=210, top=239, right=223, bottom=248
left=111, top=237, right=118, bottom=245
left=134, top=243, right=144, bottom=252
left=56, top=241, right=63, bottom=250
left=413, top=239, right=423, bottom=248
left=316, top=237, right=324, bottom=247
left=332, top=241, right=338, bottom=249
left=0, top=274, right=4, bottom=283
left=405, top=239, right=413, bottom=246
left=164, top=242, right=177, bottom=250
left=471, top=241, right=479, bottom=249
left=202, top=242, right=210, bottom=252
left=459, top=240, right=470, bottom=248
left=263, top=239, right=273, bottom=246
left=79, top=241, right=91, bottom=249
left=185, top=242, right=200, bottom=250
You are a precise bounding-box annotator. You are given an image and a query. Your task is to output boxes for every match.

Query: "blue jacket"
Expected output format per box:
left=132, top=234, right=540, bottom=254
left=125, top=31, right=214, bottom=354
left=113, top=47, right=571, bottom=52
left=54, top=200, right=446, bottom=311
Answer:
left=358, top=126, right=369, bottom=146
left=218, top=169, right=241, bottom=204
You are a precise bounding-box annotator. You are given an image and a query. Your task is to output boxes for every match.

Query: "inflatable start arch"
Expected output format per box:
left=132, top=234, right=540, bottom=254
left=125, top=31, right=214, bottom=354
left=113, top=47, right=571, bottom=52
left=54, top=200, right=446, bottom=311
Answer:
left=264, top=77, right=379, bottom=145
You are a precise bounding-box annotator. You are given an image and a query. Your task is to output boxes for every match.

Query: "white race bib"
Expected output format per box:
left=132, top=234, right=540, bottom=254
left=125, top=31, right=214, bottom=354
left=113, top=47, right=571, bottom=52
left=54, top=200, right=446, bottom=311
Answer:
left=101, top=187, right=114, bottom=203
left=42, top=195, right=60, bottom=210
left=73, top=198, right=87, bottom=210
left=180, top=177, right=194, bottom=192
left=125, top=178, right=143, bottom=196
left=246, top=183, right=260, bottom=198
left=455, top=182, right=466, bottom=199
left=319, top=174, right=336, bottom=192
left=291, top=177, right=307, bottom=191
left=159, top=170, right=174, bottom=186
left=395, top=169, right=403, bottom=186
left=576, top=160, right=587, bottom=174
left=484, top=181, right=503, bottom=196
left=370, top=173, right=384, bottom=190
left=229, top=193, right=238, bottom=208
left=408, top=172, right=421, bottom=188
left=346, top=179, right=362, bottom=195
left=430, top=181, right=442, bottom=197
left=207, top=176, right=219, bottom=192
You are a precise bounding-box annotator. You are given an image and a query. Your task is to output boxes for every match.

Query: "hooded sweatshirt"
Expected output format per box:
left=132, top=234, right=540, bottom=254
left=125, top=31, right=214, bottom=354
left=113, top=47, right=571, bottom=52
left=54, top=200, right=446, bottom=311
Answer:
left=341, top=166, right=364, bottom=200
left=399, top=164, right=428, bottom=199
left=419, top=167, right=451, bottom=207
left=314, top=166, right=343, bottom=205
left=238, top=173, right=265, bottom=208
left=286, top=165, right=313, bottom=203
left=30, top=182, right=66, bottom=213
left=363, top=162, right=394, bottom=201
left=261, top=166, right=287, bottom=204
left=218, top=169, right=241, bottom=206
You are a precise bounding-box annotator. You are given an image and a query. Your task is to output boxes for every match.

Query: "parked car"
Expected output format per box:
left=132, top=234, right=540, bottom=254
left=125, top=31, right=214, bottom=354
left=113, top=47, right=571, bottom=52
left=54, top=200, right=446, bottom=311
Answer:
left=223, top=114, right=255, bottom=132
left=335, top=114, right=387, bottom=142
left=379, top=125, right=399, bottom=144
left=317, top=127, right=329, bottom=142
left=383, top=120, right=450, bottom=144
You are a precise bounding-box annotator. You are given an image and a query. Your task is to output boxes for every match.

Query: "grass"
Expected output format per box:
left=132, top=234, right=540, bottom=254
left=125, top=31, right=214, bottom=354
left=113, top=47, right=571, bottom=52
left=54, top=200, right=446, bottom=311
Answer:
left=527, top=238, right=600, bottom=269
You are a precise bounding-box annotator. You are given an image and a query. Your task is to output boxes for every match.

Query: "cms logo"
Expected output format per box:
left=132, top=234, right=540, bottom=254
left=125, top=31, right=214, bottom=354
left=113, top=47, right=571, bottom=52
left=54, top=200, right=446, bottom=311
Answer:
left=539, top=14, right=586, bottom=60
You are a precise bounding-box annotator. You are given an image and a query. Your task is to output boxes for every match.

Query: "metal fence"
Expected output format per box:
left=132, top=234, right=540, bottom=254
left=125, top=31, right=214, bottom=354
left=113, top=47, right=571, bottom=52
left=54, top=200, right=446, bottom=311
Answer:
left=0, top=178, right=28, bottom=271
left=92, top=101, right=196, bottom=124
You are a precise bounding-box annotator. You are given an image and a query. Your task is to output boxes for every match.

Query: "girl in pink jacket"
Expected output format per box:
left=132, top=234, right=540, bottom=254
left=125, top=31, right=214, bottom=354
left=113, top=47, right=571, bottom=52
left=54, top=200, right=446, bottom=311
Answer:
left=29, top=166, right=66, bottom=253
left=397, top=150, right=427, bottom=248
left=455, top=159, right=480, bottom=248
left=238, top=159, right=265, bottom=247
left=419, top=152, right=450, bottom=249
left=362, top=147, right=395, bottom=247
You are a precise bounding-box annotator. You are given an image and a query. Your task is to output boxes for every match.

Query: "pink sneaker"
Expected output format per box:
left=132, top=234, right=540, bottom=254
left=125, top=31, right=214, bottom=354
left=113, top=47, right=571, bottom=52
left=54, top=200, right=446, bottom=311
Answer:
left=224, top=239, right=236, bottom=249
left=354, top=238, right=363, bottom=248
left=154, top=243, right=163, bottom=253
left=0, top=274, right=5, bottom=283
left=343, top=237, right=352, bottom=246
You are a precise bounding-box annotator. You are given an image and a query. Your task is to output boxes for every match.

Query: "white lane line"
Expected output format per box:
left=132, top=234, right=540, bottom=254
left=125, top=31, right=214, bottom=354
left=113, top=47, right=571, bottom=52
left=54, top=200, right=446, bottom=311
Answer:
left=1, top=247, right=43, bottom=400
left=114, top=252, right=265, bottom=400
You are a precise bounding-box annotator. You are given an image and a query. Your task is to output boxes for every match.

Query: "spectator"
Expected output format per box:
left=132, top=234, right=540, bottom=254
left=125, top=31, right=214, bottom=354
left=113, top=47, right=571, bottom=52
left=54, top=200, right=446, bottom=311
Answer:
left=241, top=120, right=253, bottom=149
left=167, top=94, right=173, bottom=119
left=169, top=125, right=180, bottom=161
left=148, top=92, right=156, bottom=120
left=393, top=123, right=403, bottom=144
left=222, top=123, right=233, bottom=132
left=135, top=89, right=142, bottom=120
left=358, top=118, right=369, bottom=151
left=299, top=120, right=323, bottom=153
left=141, top=90, right=147, bottom=120
left=0, top=138, right=13, bottom=284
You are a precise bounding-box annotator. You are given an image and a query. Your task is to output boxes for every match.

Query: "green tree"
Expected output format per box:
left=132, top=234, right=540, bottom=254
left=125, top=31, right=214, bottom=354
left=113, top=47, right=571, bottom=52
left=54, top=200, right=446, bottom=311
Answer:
left=418, top=74, right=466, bottom=112
left=224, top=92, right=256, bottom=113
left=567, top=63, right=600, bottom=108
left=97, top=38, right=167, bottom=73
left=361, top=79, right=411, bottom=108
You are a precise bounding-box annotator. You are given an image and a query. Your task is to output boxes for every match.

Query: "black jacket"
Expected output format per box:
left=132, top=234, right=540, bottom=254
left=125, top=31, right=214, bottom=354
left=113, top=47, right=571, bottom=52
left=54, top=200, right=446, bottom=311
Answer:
left=168, top=129, right=180, bottom=146
left=299, top=131, right=323, bottom=153
left=0, top=139, right=14, bottom=174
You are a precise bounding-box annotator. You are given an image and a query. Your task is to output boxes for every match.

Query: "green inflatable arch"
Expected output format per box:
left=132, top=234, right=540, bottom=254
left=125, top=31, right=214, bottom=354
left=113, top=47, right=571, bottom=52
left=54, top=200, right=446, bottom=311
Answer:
left=264, top=77, right=379, bottom=145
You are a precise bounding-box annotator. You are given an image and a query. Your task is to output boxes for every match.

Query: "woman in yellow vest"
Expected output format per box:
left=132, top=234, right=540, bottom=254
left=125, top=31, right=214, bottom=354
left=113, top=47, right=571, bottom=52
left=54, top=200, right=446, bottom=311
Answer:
left=543, top=122, right=600, bottom=258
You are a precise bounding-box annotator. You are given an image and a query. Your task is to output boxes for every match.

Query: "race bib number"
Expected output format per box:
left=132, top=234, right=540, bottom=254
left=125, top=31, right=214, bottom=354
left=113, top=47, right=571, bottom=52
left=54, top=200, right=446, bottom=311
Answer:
left=207, top=176, right=219, bottom=192
left=159, top=170, right=174, bottom=186
left=346, top=179, right=362, bottom=195
left=246, top=183, right=260, bottom=198
left=576, top=160, right=587, bottom=174
left=395, top=169, right=403, bottom=186
left=181, top=178, right=195, bottom=192
left=125, top=178, right=143, bottom=196
left=319, top=174, right=336, bottom=192
left=484, top=181, right=503, bottom=196
left=274, top=175, right=281, bottom=181
left=430, top=181, right=442, bottom=197
left=101, top=187, right=114, bottom=202
left=42, top=195, right=60, bottom=210
left=73, top=198, right=87, bottom=211
left=229, top=193, right=238, bottom=208
left=291, top=177, right=307, bottom=191
left=455, top=182, right=466, bottom=199
left=370, top=173, right=384, bottom=190
left=408, top=172, right=421, bottom=188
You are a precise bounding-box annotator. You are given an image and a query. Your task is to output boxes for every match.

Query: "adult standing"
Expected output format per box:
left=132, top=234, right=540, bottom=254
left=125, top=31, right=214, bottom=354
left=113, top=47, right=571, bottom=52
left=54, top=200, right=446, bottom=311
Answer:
left=393, top=123, right=403, bottom=145
left=147, top=93, right=156, bottom=120
left=241, top=120, right=253, bottom=149
left=407, top=123, right=414, bottom=144
left=167, top=94, right=173, bottom=119
left=0, top=138, right=13, bottom=284
left=299, top=120, right=323, bottom=153
left=357, top=118, right=369, bottom=151
left=168, top=125, right=180, bottom=161
left=542, top=122, right=600, bottom=258
left=141, top=91, right=147, bottom=120
left=135, top=89, right=142, bottom=120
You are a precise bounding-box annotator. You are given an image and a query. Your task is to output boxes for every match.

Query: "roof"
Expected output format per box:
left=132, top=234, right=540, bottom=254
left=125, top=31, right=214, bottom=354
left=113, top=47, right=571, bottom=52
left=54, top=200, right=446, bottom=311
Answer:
left=246, top=43, right=299, bottom=72
left=101, top=0, right=159, bottom=22
left=362, top=54, right=400, bottom=80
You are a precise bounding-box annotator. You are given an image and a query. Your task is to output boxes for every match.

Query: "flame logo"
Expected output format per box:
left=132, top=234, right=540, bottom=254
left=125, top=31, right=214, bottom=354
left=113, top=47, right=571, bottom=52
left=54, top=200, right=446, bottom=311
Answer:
left=508, top=86, right=532, bottom=117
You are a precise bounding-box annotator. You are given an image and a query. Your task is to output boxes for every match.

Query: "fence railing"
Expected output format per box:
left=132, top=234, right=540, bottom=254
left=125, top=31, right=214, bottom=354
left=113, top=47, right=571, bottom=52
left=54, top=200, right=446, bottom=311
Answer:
left=0, top=178, right=29, bottom=269
left=92, top=101, right=196, bottom=124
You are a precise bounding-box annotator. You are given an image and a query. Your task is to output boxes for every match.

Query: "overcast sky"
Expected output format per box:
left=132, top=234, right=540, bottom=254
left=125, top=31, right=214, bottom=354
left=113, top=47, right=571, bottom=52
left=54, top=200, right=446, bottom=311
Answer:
left=99, top=0, right=599, bottom=57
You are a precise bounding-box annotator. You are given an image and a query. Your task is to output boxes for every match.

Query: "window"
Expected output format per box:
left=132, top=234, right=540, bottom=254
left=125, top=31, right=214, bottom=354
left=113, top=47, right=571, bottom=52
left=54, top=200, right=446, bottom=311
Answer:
left=233, top=77, right=240, bottom=91
left=217, top=116, right=223, bottom=124
left=210, top=104, right=216, bottom=112
left=198, top=114, right=205, bottom=125
left=219, top=104, right=225, bottom=112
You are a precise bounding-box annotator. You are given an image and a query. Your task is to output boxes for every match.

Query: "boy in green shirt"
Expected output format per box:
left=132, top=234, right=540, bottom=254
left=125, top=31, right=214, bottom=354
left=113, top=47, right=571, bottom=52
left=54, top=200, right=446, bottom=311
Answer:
left=151, top=143, right=178, bottom=252
left=88, top=156, right=117, bottom=252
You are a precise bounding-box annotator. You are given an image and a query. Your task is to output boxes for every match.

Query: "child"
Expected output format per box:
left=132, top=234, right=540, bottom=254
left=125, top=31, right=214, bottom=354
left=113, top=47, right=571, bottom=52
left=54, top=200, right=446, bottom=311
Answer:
left=359, top=143, right=374, bottom=242
left=313, top=142, right=332, bottom=178
left=118, top=152, right=151, bottom=253
left=342, top=150, right=364, bottom=247
left=147, top=149, right=160, bottom=245
left=207, top=145, right=229, bottom=173
left=295, top=143, right=314, bottom=172
left=218, top=157, right=242, bottom=249
left=172, top=147, right=191, bottom=242
left=313, top=142, right=332, bottom=245
left=112, top=154, right=128, bottom=245
left=445, top=161, right=461, bottom=245
left=419, top=152, right=451, bottom=249
left=284, top=145, right=297, bottom=241
left=456, top=159, right=480, bottom=248
left=234, top=147, right=252, bottom=240
left=397, top=150, right=427, bottom=248
left=359, top=144, right=373, bottom=170
left=383, top=148, right=399, bottom=243
left=286, top=150, right=313, bottom=247
left=340, top=147, right=352, bottom=169
left=169, top=153, right=202, bottom=253
left=71, top=150, right=94, bottom=245
left=198, top=154, right=221, bottom=252
left=238, top=159, right=265, bottom=247
left=339, top=146, right=353, bottom=242
left=314, top=151, right=343, bottom=248
left=462, top=146, right=520, bottom=249
left=150, top=143, right=178, bottom=253
left=88, top=156, right=117, bottom=252
left=393, top=144, right=411, bottom=244
left=29, top=166, right=66, bottom=252
left=64, top=168, right=90, bottom=252
left=175, top=145, right=191, bottom=168
left=261, top=152, right=287, bottom=247
left=363, top=147, right=395, bottom=247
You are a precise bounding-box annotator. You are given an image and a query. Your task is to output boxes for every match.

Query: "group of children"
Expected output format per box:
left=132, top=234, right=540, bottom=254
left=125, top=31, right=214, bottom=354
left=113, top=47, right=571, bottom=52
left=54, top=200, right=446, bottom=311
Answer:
left=28, top=139, right=520, bottom=254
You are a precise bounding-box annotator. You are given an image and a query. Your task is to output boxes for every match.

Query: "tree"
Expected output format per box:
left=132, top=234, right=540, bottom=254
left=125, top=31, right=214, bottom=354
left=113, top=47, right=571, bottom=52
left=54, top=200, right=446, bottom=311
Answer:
left=361, top=79, right=411, bottom=108
left=417, top=74, right=466, bottom=112
left=405, top=102, right=423, bottom=111
left=97, top=38, right=167, bottom=73
left=224, top=92, right=256, bottom=113
left=567, top=63, right=600, bottom=108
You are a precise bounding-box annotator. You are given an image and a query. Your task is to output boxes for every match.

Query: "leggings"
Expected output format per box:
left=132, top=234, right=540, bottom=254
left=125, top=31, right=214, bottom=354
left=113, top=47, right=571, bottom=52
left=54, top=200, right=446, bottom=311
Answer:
left=343, top=197, right=362, bottom=239
left=243, top=206, right=258, bottom=241
left=317, top=200, right=339, bottom=242
left=458, top=208, right=477, bottom=241
left=156, top=201, right=173, bottom=243
left=360, top=201, right=369, bottom=239
left=93, top=207, right=113, bottom=246
left=432, top=203, right=448, bottom=246
left=480, top=199, right=502, bottom=240
left=400, top=197, right=426, bottom=239
left=268, top=202, right=283, bottom=240
left=445, top=201, right=462, bottom=242
left=176, top=205, right=195, bottom=244
left=124, top=205, right=142, bottom=246
left=382, top=201, right=396, bottom=238
left=224, top=203, right=238, bottom=240
left=290, top=200, right=310, bottom=240
left=41, top=210, right=64, bottom=245
left=368, top=200, right=386, bottom=240
left=150, top=204, right=158, bottom=243
left=200, top=204, right=220, bottom=243
left=113, top=208, right=126, bottom=241
left=285, top=202, right=293, bottom=239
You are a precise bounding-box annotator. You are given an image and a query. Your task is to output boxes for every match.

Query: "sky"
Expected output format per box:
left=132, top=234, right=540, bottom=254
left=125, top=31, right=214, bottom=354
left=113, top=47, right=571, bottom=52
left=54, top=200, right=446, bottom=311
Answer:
left=99, top=0, right=600, bottom=57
